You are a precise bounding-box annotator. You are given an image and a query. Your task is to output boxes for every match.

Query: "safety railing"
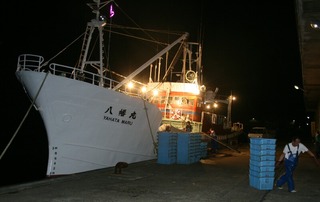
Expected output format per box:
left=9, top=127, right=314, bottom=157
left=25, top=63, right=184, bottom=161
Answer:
left=16, top=54, right=146, bottom=97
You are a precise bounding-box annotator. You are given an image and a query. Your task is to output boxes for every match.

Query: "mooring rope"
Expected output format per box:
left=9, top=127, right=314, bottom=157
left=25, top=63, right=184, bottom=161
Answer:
left=0, top=31, right=86, bottom=160
left=203, top=133, right=241, bottom=153
left=142, top=99, right=158, bottom=155
left=0, top=71, right=50, bottom=160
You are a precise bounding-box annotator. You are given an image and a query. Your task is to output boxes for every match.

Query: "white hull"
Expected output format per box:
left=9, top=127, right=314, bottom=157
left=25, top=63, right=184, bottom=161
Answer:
left=16, top=70, right=162, bottom=176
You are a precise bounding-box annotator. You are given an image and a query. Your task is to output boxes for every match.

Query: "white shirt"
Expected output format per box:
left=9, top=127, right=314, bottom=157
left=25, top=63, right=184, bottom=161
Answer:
left=283, top=142, right=308, bottom=159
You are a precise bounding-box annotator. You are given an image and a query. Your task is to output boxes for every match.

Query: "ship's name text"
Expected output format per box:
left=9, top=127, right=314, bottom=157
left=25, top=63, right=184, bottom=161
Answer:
left=103, top=116, right=133, bottom=125
left=103, top=106, right=136, bottom=126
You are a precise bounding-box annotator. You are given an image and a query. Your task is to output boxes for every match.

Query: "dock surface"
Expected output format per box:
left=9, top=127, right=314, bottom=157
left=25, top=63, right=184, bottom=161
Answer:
left=0, top=142, right=319, bottom=202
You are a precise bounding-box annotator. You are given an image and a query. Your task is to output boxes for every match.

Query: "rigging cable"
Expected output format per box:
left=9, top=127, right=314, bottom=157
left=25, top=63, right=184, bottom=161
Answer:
left=45, top=33, right=85, bottom=67
left=0, top=32, right=84, bottom=160
left=0, top=71, right=50, bottom=160
left=142, top=99, right=158, bottom=155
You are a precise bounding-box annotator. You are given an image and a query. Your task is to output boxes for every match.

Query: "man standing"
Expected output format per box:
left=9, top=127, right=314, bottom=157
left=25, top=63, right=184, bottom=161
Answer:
left=185, top=121, right=193, bottom=132
left=275, top=136, right=320, bottom=192
left=209, top=128, right=218, bottom=153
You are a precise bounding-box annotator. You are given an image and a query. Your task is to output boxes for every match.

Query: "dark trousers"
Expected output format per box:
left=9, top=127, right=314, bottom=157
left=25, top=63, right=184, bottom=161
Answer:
left=276, top=159, right=297, bottom=191
left=211, top=138, right=218, bottom=153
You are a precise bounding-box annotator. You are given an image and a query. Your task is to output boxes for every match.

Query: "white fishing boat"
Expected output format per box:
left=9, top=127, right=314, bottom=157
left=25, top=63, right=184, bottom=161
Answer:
left=15, top=0, right=207, bottom=176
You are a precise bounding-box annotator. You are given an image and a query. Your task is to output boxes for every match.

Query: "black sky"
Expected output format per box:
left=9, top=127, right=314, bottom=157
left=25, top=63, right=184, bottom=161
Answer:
left=1, top=0, right=305, bottom=133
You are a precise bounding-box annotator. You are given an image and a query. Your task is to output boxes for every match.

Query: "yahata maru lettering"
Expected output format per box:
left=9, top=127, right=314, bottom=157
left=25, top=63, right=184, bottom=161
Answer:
left=104, top=116, right=120, bottom=122
left=103, top=106, right=136, bottom=125
left=121, top=120, right=133, bottom=125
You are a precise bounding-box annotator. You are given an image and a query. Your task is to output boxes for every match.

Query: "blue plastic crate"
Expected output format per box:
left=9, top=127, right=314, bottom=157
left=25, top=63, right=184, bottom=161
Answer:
left=158, top=132, right=178, bottom=138
left=250, top=160, right=275, bottom=167
left=200, top=142, right=208, bottom=147
left=250, top=138, right=276, bottom=145
left=157, top=149, right=177, bottom=155
left=250, top=164, right=275, bottom=172
left=176, top=133, right=202, bottom=164
left=250, top=149, right=276, bottom=156
left=249, top=175, right=274, bottom=190
left=158, top=138, right=177, bottom=145
left=157, top=155, right=176, bottom=164
left=249, top=169, right=275, bottom=178
left=250, top=155, right=275, bottom=161
left=250, top=143, right=276, bottom=150
left=158, top=133, right=177, bottom=143
left=158, top=144, right=177, bottom=154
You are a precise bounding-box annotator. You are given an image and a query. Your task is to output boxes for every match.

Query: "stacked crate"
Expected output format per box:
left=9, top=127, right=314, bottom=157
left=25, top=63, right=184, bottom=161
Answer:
left=177, top=133, right=201, bottom=164
left=200, top=142, right=208, bottom=158
left=157, top=132, right=178, bottom=164
left=249, top=138, right=276, bottom=190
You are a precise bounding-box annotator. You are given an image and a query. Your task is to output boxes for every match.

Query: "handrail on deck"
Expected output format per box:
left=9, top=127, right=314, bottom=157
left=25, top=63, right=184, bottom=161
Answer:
left=16, top=54, right=145, bottom=98
left=17, top=54, right=44, bottom=72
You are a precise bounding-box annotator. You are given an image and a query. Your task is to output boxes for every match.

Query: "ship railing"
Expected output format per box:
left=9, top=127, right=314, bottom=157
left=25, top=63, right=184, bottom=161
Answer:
left=17, top=54, right=44, bottom=72
left=50, top=63, right=146, bottom=98
left=161, top=118, right=203, bottom=133
left=17, top=54, right=145, bottom=98
left=49, top=63, right=120, bottom=88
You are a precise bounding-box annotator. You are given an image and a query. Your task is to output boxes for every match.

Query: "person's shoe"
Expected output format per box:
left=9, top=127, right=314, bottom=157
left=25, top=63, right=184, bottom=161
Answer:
left=290, top=190, right=297, bottom=193
left=277, top=186, right=283, bottom=190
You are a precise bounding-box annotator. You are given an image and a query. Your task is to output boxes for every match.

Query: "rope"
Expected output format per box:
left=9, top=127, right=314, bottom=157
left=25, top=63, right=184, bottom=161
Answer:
left=142, top=99, right=158, bottom=155
left=0, top=31, right=85, bottom=160
left=42, top=33, right=84, bottom=67
left=0, top=71, right=50, bottom=160
left=204, top=133, right=241, bottom=153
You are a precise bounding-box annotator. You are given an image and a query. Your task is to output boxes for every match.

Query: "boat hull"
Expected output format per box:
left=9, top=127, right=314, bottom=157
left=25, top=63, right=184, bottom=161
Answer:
left=16, top=70, right=162, bottom=176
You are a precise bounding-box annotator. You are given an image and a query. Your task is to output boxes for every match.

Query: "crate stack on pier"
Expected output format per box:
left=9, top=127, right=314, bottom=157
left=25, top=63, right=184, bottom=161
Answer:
left=249, top=138, right=276, bottom=190
left=200, top=142, right=208, bottom=158
left=157, top=132, right=178, bottom=164
left=177, top=133, right=202, bottom=164
left=157, top=132, right=203, bottom=165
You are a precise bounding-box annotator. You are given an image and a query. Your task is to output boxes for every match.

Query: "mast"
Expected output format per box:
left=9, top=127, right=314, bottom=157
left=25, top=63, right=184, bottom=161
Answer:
left=79, top=0, right=112, bottom=86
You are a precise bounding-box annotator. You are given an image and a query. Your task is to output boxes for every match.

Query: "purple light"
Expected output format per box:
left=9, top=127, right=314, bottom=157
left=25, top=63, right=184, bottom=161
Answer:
left=110, top=4, right=115, bottom=18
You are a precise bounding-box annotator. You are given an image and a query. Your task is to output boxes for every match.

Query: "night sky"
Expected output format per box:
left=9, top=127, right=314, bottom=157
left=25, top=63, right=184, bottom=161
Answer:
left=0, top=0, right=306, bottom=186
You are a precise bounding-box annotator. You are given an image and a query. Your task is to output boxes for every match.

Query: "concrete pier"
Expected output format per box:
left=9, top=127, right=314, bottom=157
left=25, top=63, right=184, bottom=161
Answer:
left=0, top=141, right=319, bottom=202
